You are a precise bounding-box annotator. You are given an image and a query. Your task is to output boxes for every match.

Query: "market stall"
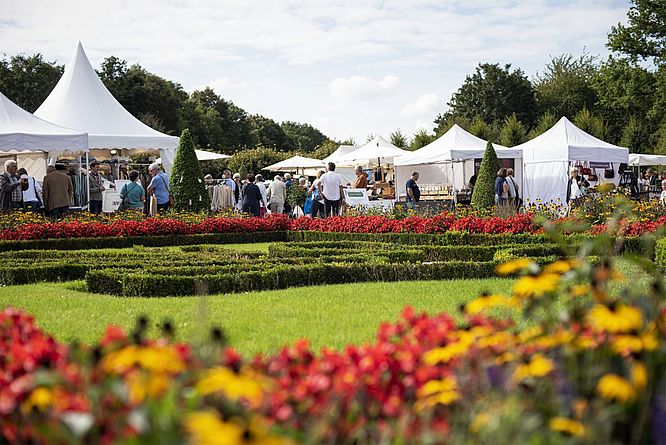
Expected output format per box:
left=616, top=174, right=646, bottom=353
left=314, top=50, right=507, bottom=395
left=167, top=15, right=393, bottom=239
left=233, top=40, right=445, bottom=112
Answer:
left=394, top=124, right=522, bottom=203
left=34, top=43, right=179, bottom=210
left=517, top=117, right=628, bottom=204
left=264, top=155, right=326, bottom=176
left=336, top=135, right=409, bottom=200
left=0, top=90, right=89, bottom=200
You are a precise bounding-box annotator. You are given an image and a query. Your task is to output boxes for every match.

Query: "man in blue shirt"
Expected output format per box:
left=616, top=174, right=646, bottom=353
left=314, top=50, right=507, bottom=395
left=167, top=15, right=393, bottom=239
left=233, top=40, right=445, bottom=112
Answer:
left=147, top=162, right=171, bottom=211
left=405, top=171, right=420, bottom=208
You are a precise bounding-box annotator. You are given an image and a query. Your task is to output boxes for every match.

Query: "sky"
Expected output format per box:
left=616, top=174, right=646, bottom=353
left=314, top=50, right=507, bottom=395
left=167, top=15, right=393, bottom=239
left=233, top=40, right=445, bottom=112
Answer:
left=0, top=0, right=630, bottom=143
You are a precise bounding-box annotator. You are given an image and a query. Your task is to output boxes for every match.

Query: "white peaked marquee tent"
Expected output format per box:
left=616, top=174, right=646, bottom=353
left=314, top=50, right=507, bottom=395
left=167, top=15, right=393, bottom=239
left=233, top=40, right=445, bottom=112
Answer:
left=156, top=149, right=230, bottom=164
left=264, top=155, right=326, bottom=174
left=323, top=144, right=358, bottom=165
left=394, top=124, right=522, bottom=199
left=516, top=117, right=629, bottom=204
left=0, top=91, right=88, bottom=179
left=35, top=43, right=178, bottom=172
left=337, top=135, right=409, bottom=165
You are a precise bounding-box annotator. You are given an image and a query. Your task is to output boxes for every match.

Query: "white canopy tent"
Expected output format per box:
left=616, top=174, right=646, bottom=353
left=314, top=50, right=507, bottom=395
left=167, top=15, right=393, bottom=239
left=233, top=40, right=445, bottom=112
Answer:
left=628, top=153, right=666, bottom=167
left=394, top=125, right=522, bottom=200
left=156, top=149, right=230, bottom=164
left=517, top=117, right=629, bottom=204
left=337, top=135, right=409, bottom=166
left=323, top=144, right=358, bottom=165
left=264, top=155, right=326, bottom=174
left=0, top=91, right=88, bottom=179
left=34, top=42, right=178, bottom=172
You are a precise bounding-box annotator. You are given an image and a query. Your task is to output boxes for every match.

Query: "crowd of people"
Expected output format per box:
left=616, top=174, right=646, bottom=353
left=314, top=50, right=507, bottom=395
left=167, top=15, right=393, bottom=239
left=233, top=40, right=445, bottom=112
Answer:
left=4, top=156, right=666, bottom=219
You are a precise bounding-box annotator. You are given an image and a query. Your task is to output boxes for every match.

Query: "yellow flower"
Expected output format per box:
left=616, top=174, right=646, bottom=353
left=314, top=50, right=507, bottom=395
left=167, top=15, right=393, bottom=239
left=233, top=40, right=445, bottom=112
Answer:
left=596, top=374, right=637, bottom=402
left=531, top=330, right=575, bottom=349
left=477, top=331, right=515, bottom=349
left=196, top=367, right=264, bottom=407
left=21, top=387, right=53, bottom=414
left=101, top=345, right=186, bottom=374
left=549, top=417, right=586, bottom=438
left=513, top=273, right=561, bottom=299
left=125, top=370, right=170, bottom=404
left=423, top=341, right=471, bottom=364
left=470, top=412, right=492, bottom=433
left=631, top=363, right=647, bottom=391
left=496, top=258, right=533, bottom=276
left=464, top=294, right=519, bottom=314
left=518, top=326, right=543, bottom=342
left=568, top=284, right=590, bottom=297
left=543, top=259, right=580, bottom=275
left=587, top=304, right=643, bottom=334
left=495, top=351, right=516, bottom=365
left=416, top=376, right=460, bottom=410
left=512, top=354, right=555, bottom=383
left=185, top=411, right=244, bottom=445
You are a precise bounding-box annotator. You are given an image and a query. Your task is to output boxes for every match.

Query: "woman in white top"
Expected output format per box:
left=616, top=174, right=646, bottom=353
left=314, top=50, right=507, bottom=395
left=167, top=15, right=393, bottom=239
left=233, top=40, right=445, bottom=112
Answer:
left=255, top=174, right=270, bottom=217
left=309, top=170, right=326, bottom=218
left=17, top=168, right=42, bottom=211
left=660, top=179, right=666, bottom=205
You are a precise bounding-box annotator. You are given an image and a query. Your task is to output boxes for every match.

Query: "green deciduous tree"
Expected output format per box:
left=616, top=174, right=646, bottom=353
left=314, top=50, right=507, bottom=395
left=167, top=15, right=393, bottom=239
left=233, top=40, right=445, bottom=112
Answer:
left=170, top=129, right=210, bottom=212
left=390, top=129, right=408, bottom=148
left=443, top=63, right=538, bottom=128
left=0, top=54, right=63, bottom=112
left=311, top=139, right=340, bottom=160
left=607, top=0, right=666, bottom=63
left=573, top=108, right=607, bottom=139
left=227, top=147, right=290, bottom=175
left=500, top=113, right=528, bottom=147
left=98, top=57, right=187, bottom=134
left=534, top=53, right=599, bottom=120
left=433, top=115, right=472, bottom=137
left=280, top=121, right=327, bottom=152
left=471, top=142, right=500, bottom=211
left=528, top=112, right=558, bottom=139
left=620, top=115, right=649, bottom=152
left=249, top=115, right=292, bottom=151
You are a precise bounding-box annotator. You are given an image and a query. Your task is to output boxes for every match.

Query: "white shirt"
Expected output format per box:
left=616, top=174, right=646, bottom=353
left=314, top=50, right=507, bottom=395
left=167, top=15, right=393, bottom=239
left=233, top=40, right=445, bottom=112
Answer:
left=256, top=182, right=268, bottom=208
left=320, top=171, right=344, bottom=201
left=660, top=190, right=666, bottom=205
left=311, top=178, right=324, bottom=203
left=22, top=176, right=42, bottom=202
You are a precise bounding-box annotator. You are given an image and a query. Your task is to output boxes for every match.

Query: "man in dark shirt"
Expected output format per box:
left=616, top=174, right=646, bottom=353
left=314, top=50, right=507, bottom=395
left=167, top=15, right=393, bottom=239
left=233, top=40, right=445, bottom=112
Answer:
left=406, top=172, right=420, bottom=208
left=241, top=174, right=262, bottom=217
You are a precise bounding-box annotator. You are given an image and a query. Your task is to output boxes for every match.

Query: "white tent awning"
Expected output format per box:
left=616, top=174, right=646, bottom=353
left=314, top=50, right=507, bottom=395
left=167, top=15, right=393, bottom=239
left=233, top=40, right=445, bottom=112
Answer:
left=396, top=124, right=518, bottom=166
left=264, top=155, right=326, bottom=172
left=628, top=153, right=666, bottom=166
left=34, top=42, right=178, bottom=151
left=338, top=135, right=409, bottom=164
left=156, top=149, right=230, bottom=164
left=323, top=144, right=358, bottom=164
left=0, top=91, right=88, bottom=153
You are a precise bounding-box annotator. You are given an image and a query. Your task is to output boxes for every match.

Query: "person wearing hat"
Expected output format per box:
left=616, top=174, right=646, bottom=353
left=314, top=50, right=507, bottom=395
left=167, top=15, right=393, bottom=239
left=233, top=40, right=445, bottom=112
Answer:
left=88, top=161, right=105, bottom=214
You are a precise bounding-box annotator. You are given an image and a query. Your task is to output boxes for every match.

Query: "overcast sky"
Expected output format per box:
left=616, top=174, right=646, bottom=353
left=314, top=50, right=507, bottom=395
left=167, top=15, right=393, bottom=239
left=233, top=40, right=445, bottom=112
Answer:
left=1, top=0, right=629, bottom=142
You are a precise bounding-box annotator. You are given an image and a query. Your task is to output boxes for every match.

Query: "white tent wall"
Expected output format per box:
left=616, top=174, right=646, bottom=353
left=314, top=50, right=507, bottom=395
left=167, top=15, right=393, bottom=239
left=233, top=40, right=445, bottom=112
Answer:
left=16, top=153, right=47, bottom=181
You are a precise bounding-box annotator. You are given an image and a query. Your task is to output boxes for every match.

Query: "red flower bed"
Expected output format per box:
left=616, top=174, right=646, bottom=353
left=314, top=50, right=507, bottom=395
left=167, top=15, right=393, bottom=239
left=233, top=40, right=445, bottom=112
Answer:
left=1, top=212, right=664, bottom=241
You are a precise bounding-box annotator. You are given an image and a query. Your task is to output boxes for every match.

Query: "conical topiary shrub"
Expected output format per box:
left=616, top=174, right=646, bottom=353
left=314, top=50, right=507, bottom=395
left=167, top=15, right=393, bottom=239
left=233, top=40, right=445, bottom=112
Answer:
left=170, top=129, right=211, bottom=212
left=471, top=141, right=500, bottom=211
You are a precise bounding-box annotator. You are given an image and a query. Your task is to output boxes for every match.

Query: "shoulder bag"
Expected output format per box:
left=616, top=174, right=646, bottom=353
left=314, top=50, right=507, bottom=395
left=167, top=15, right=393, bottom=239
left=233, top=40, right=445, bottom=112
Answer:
left=159, top=175, right=175, bottom=207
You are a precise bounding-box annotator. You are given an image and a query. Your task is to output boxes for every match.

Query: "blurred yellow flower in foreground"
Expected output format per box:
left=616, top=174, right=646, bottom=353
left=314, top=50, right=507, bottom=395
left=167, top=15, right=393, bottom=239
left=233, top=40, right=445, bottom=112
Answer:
left=549, top=417, right=586, bottom=438
left=464, top=294, right=519, bottom=314
left=596, top=374, right=637, bottom=402
left=513, top=273, right=561, bottom=299
left=512, top=354, right=555, bottom=383
left=496, top=258, right=533, bottom=276
left=416, top=376, right=460, bottom=410
left=631, top=363, right=647, bottom=391
left=587, top=304, right=643, bottom=334
left=185, top=411, right=289, bottom=445
left=21, top=387, right=53, bottom=413
left=196, top=367, right=265, bottom=407
left=101, top=345, right=186, bottom=374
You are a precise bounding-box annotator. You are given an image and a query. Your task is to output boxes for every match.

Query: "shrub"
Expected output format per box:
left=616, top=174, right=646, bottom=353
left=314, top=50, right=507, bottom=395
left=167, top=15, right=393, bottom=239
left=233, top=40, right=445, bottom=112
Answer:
left=170, top=129, right=211, bottom=212
left=656, top=237, right=666, bottom=268
left=471, top=141, right=500, bottom=210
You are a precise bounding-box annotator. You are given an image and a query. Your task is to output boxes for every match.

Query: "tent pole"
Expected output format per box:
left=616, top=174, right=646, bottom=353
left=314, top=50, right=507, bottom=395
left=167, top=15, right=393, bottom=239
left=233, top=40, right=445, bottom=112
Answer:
left=85, top=151, right=90, bottom=211
left=451, top=161, right=457, bottom=213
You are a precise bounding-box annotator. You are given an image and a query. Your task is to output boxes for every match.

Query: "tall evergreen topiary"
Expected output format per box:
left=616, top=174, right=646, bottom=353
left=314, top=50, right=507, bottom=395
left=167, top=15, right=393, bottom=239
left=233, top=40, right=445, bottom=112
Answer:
left=170, top=128, right=210, bottom=212
left=471, top=141, right=501, bottom=211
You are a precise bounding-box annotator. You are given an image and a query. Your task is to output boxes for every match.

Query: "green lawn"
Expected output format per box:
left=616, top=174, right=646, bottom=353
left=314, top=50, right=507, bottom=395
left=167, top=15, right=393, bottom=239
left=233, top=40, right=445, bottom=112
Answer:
left=0, top=278, right=514, bottom=356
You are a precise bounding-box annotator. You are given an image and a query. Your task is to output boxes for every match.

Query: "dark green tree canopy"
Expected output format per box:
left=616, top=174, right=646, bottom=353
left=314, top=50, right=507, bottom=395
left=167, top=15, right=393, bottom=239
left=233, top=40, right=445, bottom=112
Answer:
left=499, top=113, right=528, bottom=147
left=280, top=121, right=327, bottom=152
left=169, top=129, right=210, bottom=212
left=443, top=63, right=538, bottom=128
left=389, top=129, right=408, bottom=148
left=249, top=115, right=292, bottom=151
left=410, top=128, right=436, bottom=150
left=534, top=53, right=599, bottom=119
left=0, top=54, right=63, bottom=112
left=227, top=147, right=290, bottom=175
left=607, top=0, right=666, bottom=62
left=471, top=142, right=501, bottom=211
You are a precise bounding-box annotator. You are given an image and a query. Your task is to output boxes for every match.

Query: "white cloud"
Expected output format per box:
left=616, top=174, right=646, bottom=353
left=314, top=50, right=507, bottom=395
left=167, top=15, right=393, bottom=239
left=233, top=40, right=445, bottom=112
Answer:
left=401, top=93, right=440, bottom=119
left=197, top=77, right=247, bottom=96
left=329, top=75, right=400, bottom=101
